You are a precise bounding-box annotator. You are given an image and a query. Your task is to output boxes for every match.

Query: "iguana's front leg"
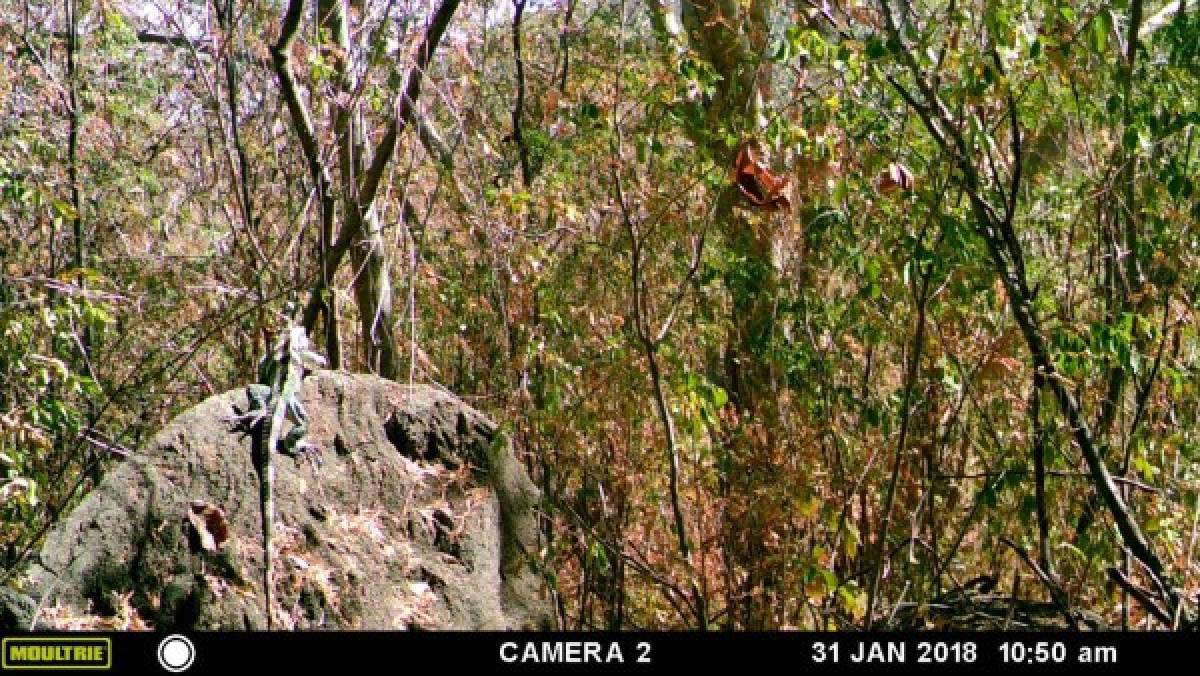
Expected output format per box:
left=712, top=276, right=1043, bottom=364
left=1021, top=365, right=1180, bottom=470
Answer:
left=236, top=385, right=317, bottom=457
left=225, top=384, right=273, bottom=428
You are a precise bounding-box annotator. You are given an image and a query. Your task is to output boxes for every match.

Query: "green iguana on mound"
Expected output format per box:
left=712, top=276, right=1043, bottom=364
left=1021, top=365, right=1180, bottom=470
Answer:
left=228, top=324, right=325, bottom=629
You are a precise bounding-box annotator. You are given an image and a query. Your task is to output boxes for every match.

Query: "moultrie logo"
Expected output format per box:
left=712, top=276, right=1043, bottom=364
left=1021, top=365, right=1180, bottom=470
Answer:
left=2, top=636, right=112, bottom=670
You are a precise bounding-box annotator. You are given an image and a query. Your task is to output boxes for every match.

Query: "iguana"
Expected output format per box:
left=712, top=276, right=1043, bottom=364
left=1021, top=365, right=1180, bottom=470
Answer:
left=229, top=324, right=325, bottom=629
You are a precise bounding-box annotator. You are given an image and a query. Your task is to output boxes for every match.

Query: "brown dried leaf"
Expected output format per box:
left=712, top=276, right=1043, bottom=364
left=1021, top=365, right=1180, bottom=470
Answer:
left=733, top=139, right=793, bottom=212
left=877, top=162, right=915, bottom=194
left=187, top=500, right=231, bottom=552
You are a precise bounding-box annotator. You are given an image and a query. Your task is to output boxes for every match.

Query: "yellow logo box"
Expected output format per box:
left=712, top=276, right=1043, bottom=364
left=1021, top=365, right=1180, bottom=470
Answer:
left=2, top=637, right=112, bottom=670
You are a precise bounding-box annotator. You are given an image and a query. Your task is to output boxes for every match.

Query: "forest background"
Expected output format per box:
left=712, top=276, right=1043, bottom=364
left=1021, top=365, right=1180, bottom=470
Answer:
left=2, top=0, right=1199, bottom=629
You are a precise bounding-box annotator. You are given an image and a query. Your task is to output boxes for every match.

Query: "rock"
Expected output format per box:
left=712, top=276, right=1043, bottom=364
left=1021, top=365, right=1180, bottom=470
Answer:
left=13, top=371, right=553, bottom=630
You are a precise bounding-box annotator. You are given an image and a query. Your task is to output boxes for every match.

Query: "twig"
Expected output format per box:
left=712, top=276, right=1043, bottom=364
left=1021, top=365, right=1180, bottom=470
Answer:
left=1107, top=566, right=1172, bottom=628
left=999, top=536, right=1078, bottom=630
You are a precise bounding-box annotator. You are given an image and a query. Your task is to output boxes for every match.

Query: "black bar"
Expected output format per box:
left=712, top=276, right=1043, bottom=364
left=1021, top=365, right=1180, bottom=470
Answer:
left=0, top=631, right=1176, bottom=673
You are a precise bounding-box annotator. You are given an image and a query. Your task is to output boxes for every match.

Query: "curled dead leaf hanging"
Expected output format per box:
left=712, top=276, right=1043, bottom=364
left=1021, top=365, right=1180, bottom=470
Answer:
left=732, top=140, right=792, bottom=212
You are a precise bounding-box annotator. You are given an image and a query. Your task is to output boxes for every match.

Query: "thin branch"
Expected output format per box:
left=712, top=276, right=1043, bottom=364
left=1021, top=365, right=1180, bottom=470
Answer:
left=510, top=0, right=533, bottom=187
left=1000, top=537, right=1078, bottom=630
left=866, top=226, right=943, bottom=628
left=1107, top=566, right=1173, bottom=627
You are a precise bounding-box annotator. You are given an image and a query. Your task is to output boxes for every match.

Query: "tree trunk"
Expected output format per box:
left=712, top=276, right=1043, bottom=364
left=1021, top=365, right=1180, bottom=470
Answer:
left=320, top=0, right=398, bottom=379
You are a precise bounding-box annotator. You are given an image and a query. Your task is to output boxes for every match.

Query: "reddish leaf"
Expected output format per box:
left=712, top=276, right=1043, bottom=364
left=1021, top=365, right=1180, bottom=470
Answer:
left=733, top=140, right=793, bottom=212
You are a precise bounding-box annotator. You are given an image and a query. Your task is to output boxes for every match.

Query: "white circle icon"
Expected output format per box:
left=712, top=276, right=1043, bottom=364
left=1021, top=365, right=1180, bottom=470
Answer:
left=157, top=635, right=195, bottom=673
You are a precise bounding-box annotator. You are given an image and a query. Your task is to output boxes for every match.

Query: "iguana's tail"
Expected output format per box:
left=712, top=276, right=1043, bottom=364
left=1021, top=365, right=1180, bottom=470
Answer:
left=261, top=458, right=274, bottom=630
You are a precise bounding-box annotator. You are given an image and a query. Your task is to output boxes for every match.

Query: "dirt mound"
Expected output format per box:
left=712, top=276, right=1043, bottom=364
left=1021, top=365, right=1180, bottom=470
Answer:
left=4, top=372, right=553, bottom=630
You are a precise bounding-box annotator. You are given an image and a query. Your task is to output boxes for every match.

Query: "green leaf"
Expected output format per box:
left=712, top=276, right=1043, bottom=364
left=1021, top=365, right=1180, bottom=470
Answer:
left=710, top=386, right=728, bottom=409
left=773, top=40, right=792, bottom=63
left=866, top=36, right=888, bottom=60
left=1167, top=174, right=1193, bottom=199
left=51, top=199, right=77, bottom=220
left=1091, top=9, right=1113, bottom=54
